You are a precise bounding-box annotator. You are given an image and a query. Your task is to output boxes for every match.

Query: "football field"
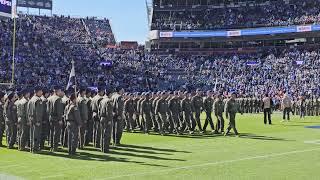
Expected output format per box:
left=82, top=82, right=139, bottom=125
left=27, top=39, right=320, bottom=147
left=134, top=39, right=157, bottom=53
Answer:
left=1, top=113, right=320, bottom=180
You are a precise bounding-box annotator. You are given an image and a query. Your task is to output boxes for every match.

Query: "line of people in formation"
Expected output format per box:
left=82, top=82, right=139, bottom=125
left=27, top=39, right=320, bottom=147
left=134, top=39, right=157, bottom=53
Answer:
left=0, top=86, right=317, bottom=155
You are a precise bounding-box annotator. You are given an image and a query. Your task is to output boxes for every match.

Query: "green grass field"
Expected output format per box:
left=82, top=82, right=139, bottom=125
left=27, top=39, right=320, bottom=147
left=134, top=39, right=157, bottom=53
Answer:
left=1, top=113, right=320, bottom=180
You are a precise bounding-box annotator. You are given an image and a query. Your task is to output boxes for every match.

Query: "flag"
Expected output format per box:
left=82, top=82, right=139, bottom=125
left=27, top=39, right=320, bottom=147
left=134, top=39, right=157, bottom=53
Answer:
left=66, top=61, right=76, bottom=91
left=0, top=0, right=12, bottom=18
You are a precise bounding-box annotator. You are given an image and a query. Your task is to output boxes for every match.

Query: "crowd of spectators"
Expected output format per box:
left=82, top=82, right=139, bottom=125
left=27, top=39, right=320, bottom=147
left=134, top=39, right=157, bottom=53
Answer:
left=151, top=0, right=320, bottom=30
left=1, top=14, right=320, bottom=99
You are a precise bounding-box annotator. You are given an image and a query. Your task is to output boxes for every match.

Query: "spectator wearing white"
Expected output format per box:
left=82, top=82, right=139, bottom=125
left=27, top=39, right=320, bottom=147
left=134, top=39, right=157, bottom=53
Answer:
left=262, top=94, right=272, bottom=125
left=281, top=93, right=292, bottom=122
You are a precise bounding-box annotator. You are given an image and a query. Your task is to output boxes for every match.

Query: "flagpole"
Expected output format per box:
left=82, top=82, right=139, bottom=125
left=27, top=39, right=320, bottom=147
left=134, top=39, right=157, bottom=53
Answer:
left=71, top=60, right=77, bottom=97
left=11, top=8, right=17, bottom=87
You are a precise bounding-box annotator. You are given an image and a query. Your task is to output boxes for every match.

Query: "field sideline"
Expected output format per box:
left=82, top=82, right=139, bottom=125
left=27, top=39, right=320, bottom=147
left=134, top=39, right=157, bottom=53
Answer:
left=1, top=113, right=320, bottom=180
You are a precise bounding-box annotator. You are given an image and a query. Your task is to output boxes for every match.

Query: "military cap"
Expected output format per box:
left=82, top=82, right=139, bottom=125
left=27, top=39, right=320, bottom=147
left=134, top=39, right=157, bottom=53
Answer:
left=0, top=91, right=5, bottom=99
left=79, top=87, right=87, bottom=94
left=69, top=94, right=77, bottom=101
left=7, top=92, right=15, bottom=100
left=53, top=85, right=62, bottom=91
left=34, top=86, right=42, bottom=92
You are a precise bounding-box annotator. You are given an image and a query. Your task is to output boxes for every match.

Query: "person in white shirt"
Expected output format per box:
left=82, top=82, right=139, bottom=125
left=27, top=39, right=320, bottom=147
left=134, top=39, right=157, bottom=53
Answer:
left=281, top=93, right=292, bottom=121
left=262, top=94, right=273, bottom=125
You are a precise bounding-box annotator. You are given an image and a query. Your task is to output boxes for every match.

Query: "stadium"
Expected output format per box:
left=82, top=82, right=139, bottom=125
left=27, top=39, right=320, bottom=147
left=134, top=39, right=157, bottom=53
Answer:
left=1, top=0, right=320, bottom=179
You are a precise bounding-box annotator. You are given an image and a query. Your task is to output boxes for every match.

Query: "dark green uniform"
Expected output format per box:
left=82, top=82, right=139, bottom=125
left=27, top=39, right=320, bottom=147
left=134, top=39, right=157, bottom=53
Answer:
left=225, top=98, right=240, bottom=136
left=99, top=97, right=113, bottom=153
left=150, top=95, right=158, bottom=131
left=65, top=103, right=81, bottom=155
left=181, top=97, right=195, bottom=132
left=112, top=93, right=125, bottom=145
left=40, top=96, right=49, bottom=150
left=203, top=96, right=214, bottom=132
left=214, top=98, right=225, bottom=133
left=152, top=95, right=161, bottom=131
left=191, top=95, right=203, bottom=132
left=17, top=97, right=29, bottom=150
left=155, top=97, right=169, bottom=134
left=47, top=94, right=64, bottom=151
left=124, top=98, right=135, bottom=131
left=27, top=95, right=43, bottom=152
left=140, top=97, right=152, bottom=133
left=133, top=97, right=141, bottom=129
left=4, top=100, right=18, bottom=149
left=78, top=95, right=88, bottom=149
left=91, top=94, right=104, bottom=148
left=0, top=101, right=4, bottom=146
left=168, top=96, right=181, bottom=133
left=85, top=96, right=93, bottom=145
left=137, top=97, right=145, bottom=131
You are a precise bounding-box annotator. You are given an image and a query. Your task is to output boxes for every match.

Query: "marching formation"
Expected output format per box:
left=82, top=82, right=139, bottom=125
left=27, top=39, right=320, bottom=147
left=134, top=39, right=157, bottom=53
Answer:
left=0, top=86, right=243, bottom=155
left=1, top=86, right=319, bottom=155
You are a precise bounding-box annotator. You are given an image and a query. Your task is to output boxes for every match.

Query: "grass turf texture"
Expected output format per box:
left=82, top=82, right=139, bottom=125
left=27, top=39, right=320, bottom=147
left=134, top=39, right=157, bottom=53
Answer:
left=1, top=113, right=320, bottom=180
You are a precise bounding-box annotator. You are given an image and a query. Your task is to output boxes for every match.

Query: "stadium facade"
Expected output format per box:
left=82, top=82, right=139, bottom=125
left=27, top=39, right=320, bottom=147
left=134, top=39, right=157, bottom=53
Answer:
left=147, top=0, right=320, bottom=54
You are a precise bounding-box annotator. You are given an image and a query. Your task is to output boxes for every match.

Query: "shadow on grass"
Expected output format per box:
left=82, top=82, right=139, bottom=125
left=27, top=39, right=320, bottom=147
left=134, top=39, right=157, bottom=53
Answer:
left=35, top=150, right=170, bottom=167
left=119, top=144, right=191, bottom=153
left=239, top=133, right=293, bottom=141
left=112, top=146, right=172, bottom=155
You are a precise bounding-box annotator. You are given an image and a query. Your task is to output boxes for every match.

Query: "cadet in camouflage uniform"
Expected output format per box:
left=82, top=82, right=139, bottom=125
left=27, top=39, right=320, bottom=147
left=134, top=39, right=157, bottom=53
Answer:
left=17, top=89, right=30, bottom=151
left=214, top=94, right=225, bottom=133
left=224, top=92, right=241, bottom=136
left=298, top=95, right=306, bottom=119
left=168, top=91, right=181, bottom=134
left=140, top=93, right=153, bottom=134
left=203, top=91, right=215, bottom=133
left=124, top=93, right=135, bottom=132
left=47, top=86, right=64, bottom=152
left=61, top=90, right=70, bottom=147
left=112, top=88, right=125, bottom=145
left=306, top=98, right=311, bottom=116
left=245, top=97, right=250, bottom=113
left=4, top=92, right=18, bottom=149
left=92, top=87, right=105, bottom=148
left=152, top=92, right=162, bottom=132
left=40, top=89, right=50, bottom=150
left=78, top=88, right=88, bottom=149
left=99, top=88, right=113, bottom=153
left=155, top=92, right=169, bottom=135
left=0, top=92, right=5, bottom=147
left=191, top=90, right=204, bottom=132
left=85, top=89, right=93, bottom=146
left=181, top=92, right=195, bottom=134
left=65, top=94, right=82, bottom=155
left=150, top=92, right=159, bottom=132
left=137, top=93, right=145, bottom=131
left=27, top=87, right=44, bottom=153
left=133, top=93, right=141, bottom=130
left=316, top=97, right=320, bottom=116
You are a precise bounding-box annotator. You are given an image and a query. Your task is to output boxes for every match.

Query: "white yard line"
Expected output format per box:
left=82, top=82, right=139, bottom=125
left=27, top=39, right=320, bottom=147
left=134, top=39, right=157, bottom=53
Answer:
left=98, top=147, right=320, bottom=180
left=304, top=140, right=320, bottom=145
left=40, top=174, right=65, bottom=179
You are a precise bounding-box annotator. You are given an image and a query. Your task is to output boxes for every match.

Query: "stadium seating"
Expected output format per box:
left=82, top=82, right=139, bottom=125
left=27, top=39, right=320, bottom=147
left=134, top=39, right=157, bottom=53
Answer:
left=0, top=13, right=320, bottom=98
left=151, top=0, right=320, bottom=30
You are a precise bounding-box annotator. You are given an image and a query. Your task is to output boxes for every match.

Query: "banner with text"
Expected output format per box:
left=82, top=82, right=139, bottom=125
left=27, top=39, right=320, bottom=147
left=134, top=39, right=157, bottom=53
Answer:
left=159, top=25, right=320, bottom=38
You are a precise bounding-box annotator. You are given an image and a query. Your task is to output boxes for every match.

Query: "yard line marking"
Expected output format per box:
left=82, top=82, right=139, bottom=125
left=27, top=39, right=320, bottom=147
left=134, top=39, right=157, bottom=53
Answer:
left=304, top=140, right=320, bottom=145
left=0, top=165, right=22, bottom=169
left=100, top=147, right=320, bottom=180
left=40, top=174, right=65, bottom=179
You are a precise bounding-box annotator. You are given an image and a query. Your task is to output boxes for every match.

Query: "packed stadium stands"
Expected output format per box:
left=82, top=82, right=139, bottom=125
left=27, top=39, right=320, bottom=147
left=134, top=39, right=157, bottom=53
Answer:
left=151, top=0, right=320, bottom=30
left=0, top=0, right=320, bottom=99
